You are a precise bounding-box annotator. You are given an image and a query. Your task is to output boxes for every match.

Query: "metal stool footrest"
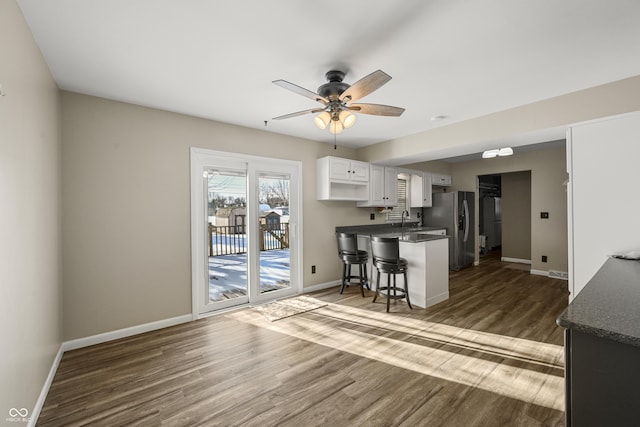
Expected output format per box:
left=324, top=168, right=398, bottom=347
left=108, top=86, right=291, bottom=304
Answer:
left=376, top=286, right=407, bottom=300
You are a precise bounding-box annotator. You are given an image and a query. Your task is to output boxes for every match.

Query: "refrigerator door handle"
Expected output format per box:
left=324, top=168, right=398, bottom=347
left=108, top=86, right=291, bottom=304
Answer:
left=463, top=199, right=470, bottom=242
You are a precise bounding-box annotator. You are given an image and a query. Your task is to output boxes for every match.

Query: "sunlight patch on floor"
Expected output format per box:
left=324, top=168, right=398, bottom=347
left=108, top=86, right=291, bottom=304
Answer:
left=228, top=299, right=565, bottom=412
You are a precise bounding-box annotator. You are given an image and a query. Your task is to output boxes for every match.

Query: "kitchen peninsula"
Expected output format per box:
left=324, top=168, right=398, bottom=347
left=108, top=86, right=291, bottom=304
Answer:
left=336, top=224, right=450, bottom=308
left=557, top=257, right=640, bottom=426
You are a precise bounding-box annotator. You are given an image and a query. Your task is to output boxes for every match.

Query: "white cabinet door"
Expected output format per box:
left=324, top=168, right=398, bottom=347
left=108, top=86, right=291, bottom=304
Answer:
left=329, top=157, right=352, bottom=181
left=369, top=164, right=385, bottom=206
left=410, top=173, right=432, bottom=207
left=358, top=165, right=397, bottom=207
left=350, top=160, right=370, bottom=182
left=422, top=173, right=433, bottom=206
left=384, top=167, right=398, bottom=206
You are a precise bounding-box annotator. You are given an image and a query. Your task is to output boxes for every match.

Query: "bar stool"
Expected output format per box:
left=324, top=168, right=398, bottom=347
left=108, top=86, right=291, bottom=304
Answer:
left=370, top=236, right=412, bottom=312
left=335, top=232, right=369, bottom=297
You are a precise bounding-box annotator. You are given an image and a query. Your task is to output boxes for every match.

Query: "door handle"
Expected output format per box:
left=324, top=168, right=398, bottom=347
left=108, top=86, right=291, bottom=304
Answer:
left=463, top=199, right=469, bottom=242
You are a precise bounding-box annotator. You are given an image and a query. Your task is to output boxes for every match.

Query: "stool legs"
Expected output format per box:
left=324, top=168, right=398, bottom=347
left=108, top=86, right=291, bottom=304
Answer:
left=386, top=273, right=391, bottom=312
left=404, top=272, right=412, bottom=309
left=372, top=270, right=381, bottom=303
left=340, top=263, right=348, bottom=294
left=340, top=261, right=367, bottom=297
left=372, top=269, right=412, bottom=312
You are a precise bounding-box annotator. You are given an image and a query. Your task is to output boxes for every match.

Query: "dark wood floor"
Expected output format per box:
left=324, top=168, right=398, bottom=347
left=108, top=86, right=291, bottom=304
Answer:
left=38, top=253, right=569, bottom=426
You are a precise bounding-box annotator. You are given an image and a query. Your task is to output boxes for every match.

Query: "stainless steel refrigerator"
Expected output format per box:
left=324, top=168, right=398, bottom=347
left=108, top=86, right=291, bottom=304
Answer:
left=423, top=191, right=475, bottom=270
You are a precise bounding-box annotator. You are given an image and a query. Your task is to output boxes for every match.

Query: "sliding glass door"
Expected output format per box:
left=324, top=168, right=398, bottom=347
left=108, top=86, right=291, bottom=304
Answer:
left=191, top=149, right=301, bottom=316
left=206, top=167, right=249, bottom=306
left=252, top=167, right=296, bottom=303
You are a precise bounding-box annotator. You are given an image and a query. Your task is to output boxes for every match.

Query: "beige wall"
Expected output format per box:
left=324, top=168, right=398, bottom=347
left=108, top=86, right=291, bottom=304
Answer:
left=1, top=0, right=62, bottom=417
left=447, top=147, right=568, bottom=273
left=402, top=159, right=452, bottom=176
left=358, top=75, right=640, bottom=165
left=61, top=91, right=378, bottom=340
left=501, top=171, right=532, bottom=261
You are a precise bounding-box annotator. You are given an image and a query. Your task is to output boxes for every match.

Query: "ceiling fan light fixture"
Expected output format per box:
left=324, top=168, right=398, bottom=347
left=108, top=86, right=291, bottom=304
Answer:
left=339, top=110, right=356, bottom=128
left=314, top=111, right=331, bottom=129
left=272, top=69, right=404, bottom=138
left=329, top=120, right=344, bottom=135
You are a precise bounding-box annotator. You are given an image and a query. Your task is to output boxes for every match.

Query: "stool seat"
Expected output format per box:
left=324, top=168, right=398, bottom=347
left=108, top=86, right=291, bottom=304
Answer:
left=340, top=250, right=368, bottom=264
left=370, top=236, right=412, bottom=312
left=336, top=232, right=369, bottom=296
left=373, top=258, right=408, bottom=272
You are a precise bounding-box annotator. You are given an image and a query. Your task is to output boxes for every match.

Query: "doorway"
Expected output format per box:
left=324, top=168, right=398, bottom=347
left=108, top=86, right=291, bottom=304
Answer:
left=190, top=148, right=302, bottom=317
left=478, top=171, right=531, bottom=265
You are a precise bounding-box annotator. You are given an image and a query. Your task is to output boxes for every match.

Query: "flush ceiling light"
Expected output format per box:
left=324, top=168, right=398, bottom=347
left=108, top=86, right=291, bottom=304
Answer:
left=482, top=147, right=514, bottom=159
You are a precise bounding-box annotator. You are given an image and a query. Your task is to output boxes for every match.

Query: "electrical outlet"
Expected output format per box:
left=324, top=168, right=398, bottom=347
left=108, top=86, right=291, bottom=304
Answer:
left=370, top=213, right=375, bottom=220
left=311, top=265, right=316, bottom=274
left=542, top=255, right=548, bottom=263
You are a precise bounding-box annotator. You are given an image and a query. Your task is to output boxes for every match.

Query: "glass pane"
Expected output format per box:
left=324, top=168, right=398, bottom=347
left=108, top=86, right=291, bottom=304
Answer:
left=206, top=168, right=248, bottom=302
left=258, top=173, right=291, bottom=294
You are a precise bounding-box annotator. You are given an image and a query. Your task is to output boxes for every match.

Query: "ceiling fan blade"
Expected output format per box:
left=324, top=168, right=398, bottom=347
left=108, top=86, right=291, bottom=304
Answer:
left=348, top=103, right=405, bottom=117
left=339, top=70, right=392, bottom=102
left=272, top=107, right=326, bottom=120
left=273, top=79, right=329, bottom=104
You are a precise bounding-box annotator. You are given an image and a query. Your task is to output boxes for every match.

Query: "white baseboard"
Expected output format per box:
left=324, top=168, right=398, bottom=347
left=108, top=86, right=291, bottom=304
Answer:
left=30, top=314, right=192, bottom=426
left=530, top=269, right=569, bottom=281
left=62, top=314, right=193, bottom=352
left=427, top=292, right=450, bottom=307
left=501, top=257, right=532, bottom=264
left=28, top=344, right=65, bottom=427
left=302, top=280, right=341, bottom=293
left=530, top=269, right=548, bottom=277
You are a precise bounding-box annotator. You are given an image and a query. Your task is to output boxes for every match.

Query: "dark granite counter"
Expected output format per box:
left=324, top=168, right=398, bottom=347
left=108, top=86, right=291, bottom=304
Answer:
left=335, top=223, right=449, bottom=243
left=557, top=257, right=640, bottom=347
left=372, top=232, right=447, bottom=243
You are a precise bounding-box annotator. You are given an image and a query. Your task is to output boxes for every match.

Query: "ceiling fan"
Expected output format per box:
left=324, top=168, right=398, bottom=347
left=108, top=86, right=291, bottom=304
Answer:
left=272, top=69, right=405, bottom=135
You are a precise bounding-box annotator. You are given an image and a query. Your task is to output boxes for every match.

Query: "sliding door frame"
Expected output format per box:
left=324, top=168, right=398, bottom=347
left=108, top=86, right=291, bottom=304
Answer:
left=190, top=147, right=303, bottom=319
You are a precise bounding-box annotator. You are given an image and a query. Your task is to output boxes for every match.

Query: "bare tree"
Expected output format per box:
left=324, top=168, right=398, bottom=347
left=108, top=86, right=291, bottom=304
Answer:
left=260, top=179, right=289, bottom=206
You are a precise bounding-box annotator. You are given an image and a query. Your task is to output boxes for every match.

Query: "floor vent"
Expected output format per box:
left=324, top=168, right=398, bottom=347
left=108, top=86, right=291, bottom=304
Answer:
left=549, top=270, right=568, bottom=280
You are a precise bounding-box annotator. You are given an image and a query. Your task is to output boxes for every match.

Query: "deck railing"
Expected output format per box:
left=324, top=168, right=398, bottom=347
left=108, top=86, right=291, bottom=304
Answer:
left=208, top=223, right=289, bottom=256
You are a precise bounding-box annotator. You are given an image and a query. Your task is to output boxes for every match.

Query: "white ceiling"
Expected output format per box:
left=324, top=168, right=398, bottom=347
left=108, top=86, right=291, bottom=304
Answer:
left=16, top=0, right=640, bottom=154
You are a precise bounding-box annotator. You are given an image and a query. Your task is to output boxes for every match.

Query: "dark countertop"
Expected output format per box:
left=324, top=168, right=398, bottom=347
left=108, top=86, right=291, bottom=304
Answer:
left=557, top=258, right=640, bottom=347
left=336, top=223, right=449, bottom=243
left=372, top=232, right=448, bottom=243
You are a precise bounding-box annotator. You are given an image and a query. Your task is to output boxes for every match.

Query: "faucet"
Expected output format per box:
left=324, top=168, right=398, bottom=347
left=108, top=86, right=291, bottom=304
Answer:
left=401, top=210, right=410, bottom=230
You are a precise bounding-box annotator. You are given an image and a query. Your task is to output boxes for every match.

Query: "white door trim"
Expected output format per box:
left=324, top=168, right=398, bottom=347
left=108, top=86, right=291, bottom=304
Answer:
left=190, top=147, right=303, bottom=319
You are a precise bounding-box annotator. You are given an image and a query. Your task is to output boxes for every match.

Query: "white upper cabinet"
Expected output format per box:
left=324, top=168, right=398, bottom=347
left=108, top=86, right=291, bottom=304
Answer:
left=357, top=165, right=398, bottom=207
left=317, top=156, right=369, bottom=201
left=431, top=173, right=452, bottom=186
left=410, top=172, right=433, bottom=207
